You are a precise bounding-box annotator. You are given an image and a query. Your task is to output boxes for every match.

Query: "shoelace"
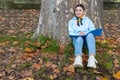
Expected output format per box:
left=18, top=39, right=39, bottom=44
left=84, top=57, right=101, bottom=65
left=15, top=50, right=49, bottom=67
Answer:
left=88, top=57, right=98, bottom=63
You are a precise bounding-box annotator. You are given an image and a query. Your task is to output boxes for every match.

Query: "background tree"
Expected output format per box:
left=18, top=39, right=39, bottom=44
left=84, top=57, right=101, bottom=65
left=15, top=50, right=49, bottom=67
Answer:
left=32, top=0, right=104, bottom=44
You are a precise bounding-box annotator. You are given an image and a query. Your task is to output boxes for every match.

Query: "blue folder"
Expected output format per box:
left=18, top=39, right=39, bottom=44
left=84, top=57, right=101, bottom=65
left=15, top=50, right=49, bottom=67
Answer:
left=69, top=28, right=103, bottom=37
left=89, top=28, right=103, bottom=36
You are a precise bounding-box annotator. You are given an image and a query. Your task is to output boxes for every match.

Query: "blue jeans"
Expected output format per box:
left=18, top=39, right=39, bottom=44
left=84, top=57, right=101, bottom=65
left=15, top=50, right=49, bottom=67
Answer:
left=72, top=33, right=96, bottom=56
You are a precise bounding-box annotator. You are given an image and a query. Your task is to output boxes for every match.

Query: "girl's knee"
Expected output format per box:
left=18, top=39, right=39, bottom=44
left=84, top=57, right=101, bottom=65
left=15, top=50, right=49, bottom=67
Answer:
left=76, top=37, right=83, bottom=42
left=87, top=33, right=94, bottom=38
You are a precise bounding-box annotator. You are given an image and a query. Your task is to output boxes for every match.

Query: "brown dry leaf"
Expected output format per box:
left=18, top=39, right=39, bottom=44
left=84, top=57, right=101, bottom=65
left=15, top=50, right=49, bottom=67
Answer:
left=69, top=57, right=74, bottom=62
left=25, top=41, right=31, bottom=46
left=0, top=71, right=6, bottom=77
left=22, top=70, right=32, bottom=77
left=23, top=77, right=34, bottom=80
left=8, top=75, right=15, bottom=79
left=114, top=59, right=119, bottom=64
left=59, top=44, right=66, bottom=53
left=32, top=63, right=41, bottom=70
left=38, top=58, right=43, bottom=64
left=41, top=46, right=46, bottom=49
left=96, top=76, right=108, bottom=80
left=94, top=70, right=102, bottom=74
left=53, top=69, right=60, bottom=74
left=0, top=49, right=5, bottom=53
left=49, top=74, right=57, bottom=80
left=13, top=41, right=19, bottom=45
left=24, top=47, right=34, bottom=53
left=101, top=40, right=108, bottom=44
left=108, top=50, right=118, bottom=56
left=51, top=64, right=58, bottom=69
left=113, top=71, right=120, bottom=80
left=96, top=76, right=103, bottom=80
left=0, top=41, right=9, bottom=46
left=63, top=66, right=67, bottom=72
left=11, top=64, right=17, bottom=68
left=45, top=62, right=52, bottom=68
left=8, top=48, right=16, bottom=52
left=26, top=34, right=31, bottom=38
left=22, top=53, right=35, bottom=59
left=7, top=30, right=15, bottom=34
left=82, top=54, right=88, bottom=62
left=33, top=42, right=41, bottom=47
left=67, top=64, right=75, bottom=73
left=114, top=64, right=119, bottom=68
left=113, top=59, right=119, bottom=67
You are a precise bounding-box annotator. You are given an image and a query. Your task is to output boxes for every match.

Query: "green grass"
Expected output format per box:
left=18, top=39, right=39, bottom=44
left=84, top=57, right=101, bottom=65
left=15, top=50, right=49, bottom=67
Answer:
left=34, top=68, right=46, bottom=76
left=42, top=56, right=51, bottom=62
left=96, top=52, right=113, bottom=69
left=63, top=43, right=73, bottom=55
left=42, top=39, right=59, bottom=53
left=20, top=61, right=32, bottom=69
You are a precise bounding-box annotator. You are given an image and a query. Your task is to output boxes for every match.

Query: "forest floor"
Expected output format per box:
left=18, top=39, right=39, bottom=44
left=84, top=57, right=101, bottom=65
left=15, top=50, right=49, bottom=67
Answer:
left=0, top=9, right=120, bottom=80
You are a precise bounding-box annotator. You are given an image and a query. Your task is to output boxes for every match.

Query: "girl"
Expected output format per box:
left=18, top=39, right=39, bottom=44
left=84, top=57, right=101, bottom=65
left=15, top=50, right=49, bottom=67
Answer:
left=68, top=4, right=98, bottom=68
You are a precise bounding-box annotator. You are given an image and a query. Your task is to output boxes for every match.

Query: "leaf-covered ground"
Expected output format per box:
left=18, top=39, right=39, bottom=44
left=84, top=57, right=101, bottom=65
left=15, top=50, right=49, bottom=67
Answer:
left=0, top=9, right=120, bottom=80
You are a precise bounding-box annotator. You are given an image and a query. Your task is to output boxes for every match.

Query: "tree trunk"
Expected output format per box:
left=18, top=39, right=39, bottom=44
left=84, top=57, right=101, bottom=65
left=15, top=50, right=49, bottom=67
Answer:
left=32, top=0, right=104, bottom=44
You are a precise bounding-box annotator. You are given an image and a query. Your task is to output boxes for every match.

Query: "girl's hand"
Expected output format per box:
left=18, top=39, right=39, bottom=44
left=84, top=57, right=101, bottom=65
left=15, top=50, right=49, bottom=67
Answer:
left=79, top=32, right=85, bottom=35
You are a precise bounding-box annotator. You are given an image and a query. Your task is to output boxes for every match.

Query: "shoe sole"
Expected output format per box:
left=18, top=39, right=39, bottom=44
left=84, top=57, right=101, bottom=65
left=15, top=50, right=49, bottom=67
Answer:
left=87, top=65, right=96, bottom=68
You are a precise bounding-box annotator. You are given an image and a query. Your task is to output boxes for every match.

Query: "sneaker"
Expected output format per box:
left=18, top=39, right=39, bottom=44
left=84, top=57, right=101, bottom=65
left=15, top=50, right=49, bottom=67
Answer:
left=87, top=56, right=98, bottom=68
left=73, top=56, right=83, bottom=67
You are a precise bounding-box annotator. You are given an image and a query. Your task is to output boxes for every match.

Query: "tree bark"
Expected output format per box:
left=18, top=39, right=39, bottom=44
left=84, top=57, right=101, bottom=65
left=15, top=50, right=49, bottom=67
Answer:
left=32, top=0, right=104, bottom=44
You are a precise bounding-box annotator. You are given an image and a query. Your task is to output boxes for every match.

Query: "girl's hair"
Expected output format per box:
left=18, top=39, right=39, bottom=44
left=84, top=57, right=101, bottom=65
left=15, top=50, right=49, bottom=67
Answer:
left=74, top=4, right=85, bottom=14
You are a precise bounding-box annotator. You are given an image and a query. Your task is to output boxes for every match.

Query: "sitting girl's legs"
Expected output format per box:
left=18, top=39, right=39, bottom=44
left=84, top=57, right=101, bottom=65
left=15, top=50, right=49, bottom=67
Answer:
left=86, top=33, right=98, bottom=68
left=86, top=33, right=96, bottom=56
left=73, top=36, right=84, bottom=56
left=72, top=36, right=84, bottom=67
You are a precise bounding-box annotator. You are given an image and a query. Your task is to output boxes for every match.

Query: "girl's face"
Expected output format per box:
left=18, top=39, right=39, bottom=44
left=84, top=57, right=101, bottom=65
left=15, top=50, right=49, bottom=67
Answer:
left=75, top=6, right=84, bottom=17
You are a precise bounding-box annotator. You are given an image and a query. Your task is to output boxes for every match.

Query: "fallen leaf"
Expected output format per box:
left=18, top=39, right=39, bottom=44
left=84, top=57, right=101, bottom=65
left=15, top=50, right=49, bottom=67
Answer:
left=49, top=74, right=57, bottom=80
left=69, top=57, right=74, bottom=62
left=53, top=69, right=60, bottom=74
left=0, top=72, right=6, bottom=77
left=32, top=63, right=41, bottom=70
left=101, top=77, right=109, bottom=80
left=0, top=49, right=5, bottom=53
left=8, top=75, right=15, bottom=79
left=113, top=59, right=119, bottom=67
left=51, top=64, right=58, bottom=69
left=25, top=41, right=31, bottom=46
left=22, top=53, right=35, bottom=59
left=38, top=58, right=43, bottom=64
left=113, top=71, right=120, bottom=80
left=13, top=41, right=19, bottom=45
left=101, top=40, right=108, bottom=44
left=7, top=30, right=15, bottom=34
left=108, top=50, right=118, bottom=56
left=24, top=47, right=34, bottom=53
left=45, top=62, right=52, bottom=68
left=8, top=48, right=16, bottom=52
left=0, top=41, right=9, bottom=46
left=41, top=46, right=46, bottom=49
left=11, top=64, right=17, bottom=68
left=63, top=66, right=67, bottom=72
left=33, top=42, right=41, bottom=47
left=67, top=64, right=75, bottom=73
left=113, top=59, right=119, bottom=64
left=94, top=70, right=102, bottom=74
left=23, top=77, right=34, bottom=80
left=26, top=34, right=31, bottom=38
left=22, top=70, right=32, bottom=77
